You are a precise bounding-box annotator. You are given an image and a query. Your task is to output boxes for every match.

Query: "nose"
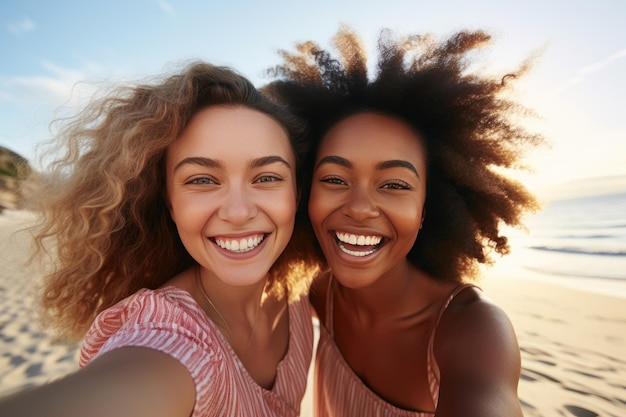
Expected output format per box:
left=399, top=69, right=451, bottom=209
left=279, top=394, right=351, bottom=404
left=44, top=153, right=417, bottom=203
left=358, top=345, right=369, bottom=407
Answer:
left=342, top=185, right=379, bottom=220
left=218, top=183, right=257, bottom=224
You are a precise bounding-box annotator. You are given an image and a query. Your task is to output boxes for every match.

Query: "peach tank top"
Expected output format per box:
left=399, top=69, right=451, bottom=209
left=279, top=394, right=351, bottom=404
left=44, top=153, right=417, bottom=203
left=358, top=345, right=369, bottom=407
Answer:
left=314, top=279, right=476, bottom=417
left=80, top=286, right=313, bottom=417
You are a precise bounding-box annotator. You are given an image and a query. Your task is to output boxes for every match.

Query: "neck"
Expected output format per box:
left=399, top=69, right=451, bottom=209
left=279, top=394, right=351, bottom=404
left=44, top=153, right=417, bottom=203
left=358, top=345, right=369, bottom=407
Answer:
left=335, top=261, right=424, bottom=323
left=196, top=265, right=266, bottom=326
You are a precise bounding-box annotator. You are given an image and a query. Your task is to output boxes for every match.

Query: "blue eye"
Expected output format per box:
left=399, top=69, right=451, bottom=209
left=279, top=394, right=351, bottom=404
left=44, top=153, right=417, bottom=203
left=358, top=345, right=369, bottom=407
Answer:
left=256, top=175, right=282, bottom=183
left=187, top=177, right=216, bottom=185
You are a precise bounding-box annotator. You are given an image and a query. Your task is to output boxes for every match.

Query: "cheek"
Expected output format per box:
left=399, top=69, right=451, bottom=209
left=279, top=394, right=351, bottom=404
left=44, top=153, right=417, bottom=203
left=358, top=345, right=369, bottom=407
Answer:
left=169, top=193, right=211, bottom=231
left=278, top=199, right=297, bottom=228
left=267, top=189, right=298, bottom=229
left=395, top=205, right=424, bottom=242
left=307, top=185, right=331, bottom=229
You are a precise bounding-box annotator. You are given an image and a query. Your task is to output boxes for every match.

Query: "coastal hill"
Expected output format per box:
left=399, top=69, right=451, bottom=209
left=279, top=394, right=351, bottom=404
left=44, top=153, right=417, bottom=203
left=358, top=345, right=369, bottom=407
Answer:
left=0, top=146, right=34, bottom=213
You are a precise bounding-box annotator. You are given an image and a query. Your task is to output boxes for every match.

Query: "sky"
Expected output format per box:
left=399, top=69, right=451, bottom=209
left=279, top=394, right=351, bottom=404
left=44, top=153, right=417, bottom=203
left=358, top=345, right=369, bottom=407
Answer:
left=1, top=0, right=625, bottom=201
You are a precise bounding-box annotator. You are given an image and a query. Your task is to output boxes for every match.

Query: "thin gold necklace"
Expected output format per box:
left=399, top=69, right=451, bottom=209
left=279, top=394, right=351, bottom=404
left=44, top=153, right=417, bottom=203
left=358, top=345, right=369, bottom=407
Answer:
left=195, top=266, right=261, bottom=351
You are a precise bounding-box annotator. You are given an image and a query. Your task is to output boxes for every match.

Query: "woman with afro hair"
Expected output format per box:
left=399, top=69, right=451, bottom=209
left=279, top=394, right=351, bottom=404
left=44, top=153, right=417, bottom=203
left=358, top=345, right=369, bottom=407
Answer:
left=265, top=26, right=543, bottom=417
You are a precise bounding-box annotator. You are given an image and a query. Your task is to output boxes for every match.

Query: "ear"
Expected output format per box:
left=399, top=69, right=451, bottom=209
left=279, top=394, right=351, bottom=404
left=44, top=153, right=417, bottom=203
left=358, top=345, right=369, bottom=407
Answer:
left=420, top=207, right=426, bottom=229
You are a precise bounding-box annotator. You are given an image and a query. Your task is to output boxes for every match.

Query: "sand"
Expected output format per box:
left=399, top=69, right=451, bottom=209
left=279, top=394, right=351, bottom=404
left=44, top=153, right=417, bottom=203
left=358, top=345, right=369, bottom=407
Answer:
left=0, top=211, right=79, bottom=398
left=1, top=211, right=625, bottom=416
left=481, top=267, right=626, bottom=417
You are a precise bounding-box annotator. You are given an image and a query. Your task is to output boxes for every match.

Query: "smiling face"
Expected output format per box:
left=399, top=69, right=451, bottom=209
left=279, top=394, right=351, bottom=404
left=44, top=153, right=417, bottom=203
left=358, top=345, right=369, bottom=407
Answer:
left=166, top=105, right=297, bottom=287
left=308, top=112, right=427, bottom=289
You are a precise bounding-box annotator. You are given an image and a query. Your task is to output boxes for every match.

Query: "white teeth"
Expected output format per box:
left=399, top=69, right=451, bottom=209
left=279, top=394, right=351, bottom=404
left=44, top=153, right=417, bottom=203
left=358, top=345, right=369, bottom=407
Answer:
left=215, top=235, right=264, bottom=253
left=336, top=232, right=382, bottom=246
left=338, top=242, right=376, bottom=257
left=335, top=232, right=382, bottom=257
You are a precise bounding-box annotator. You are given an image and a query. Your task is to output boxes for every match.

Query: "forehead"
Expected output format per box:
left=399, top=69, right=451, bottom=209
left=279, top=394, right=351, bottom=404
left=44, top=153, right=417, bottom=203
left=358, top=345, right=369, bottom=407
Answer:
left=168, top=105, right=294, bottom=163
left=319, top=112, right=426, bottom=163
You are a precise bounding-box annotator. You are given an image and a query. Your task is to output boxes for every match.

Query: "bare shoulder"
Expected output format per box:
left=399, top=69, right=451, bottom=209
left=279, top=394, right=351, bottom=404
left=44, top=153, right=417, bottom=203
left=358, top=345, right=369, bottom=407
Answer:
left=433, top=285, right=523, bottom=417
left=435, top=285, right=519, bottom=367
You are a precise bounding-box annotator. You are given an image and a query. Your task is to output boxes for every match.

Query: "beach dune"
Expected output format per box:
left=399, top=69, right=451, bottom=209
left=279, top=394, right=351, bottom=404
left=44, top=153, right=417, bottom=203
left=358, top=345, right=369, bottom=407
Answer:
left=1, top=212, right=625, bottom=416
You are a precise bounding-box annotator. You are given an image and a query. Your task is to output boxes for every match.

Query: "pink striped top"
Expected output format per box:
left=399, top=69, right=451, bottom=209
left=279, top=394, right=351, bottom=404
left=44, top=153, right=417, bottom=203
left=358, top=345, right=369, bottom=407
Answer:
left=314, top=280, right=476, bottom=417
left=80, top=286, right=313, bottom=417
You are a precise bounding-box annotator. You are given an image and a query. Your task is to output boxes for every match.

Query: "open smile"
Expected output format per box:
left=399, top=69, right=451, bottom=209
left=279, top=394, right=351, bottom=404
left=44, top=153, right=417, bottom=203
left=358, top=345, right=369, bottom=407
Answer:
left=212, top=233, right=266, bottom=253
left=335, top=231, right=384, bottom=257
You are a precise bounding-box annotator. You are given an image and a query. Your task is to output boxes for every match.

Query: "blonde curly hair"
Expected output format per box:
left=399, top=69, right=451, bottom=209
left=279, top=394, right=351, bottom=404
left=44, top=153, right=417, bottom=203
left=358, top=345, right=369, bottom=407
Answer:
left=30, top=62, right=315, bottom=342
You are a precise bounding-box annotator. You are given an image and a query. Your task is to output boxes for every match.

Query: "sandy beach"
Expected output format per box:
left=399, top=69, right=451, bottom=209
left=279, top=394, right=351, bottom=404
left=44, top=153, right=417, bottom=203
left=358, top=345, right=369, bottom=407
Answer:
left=481, top=268, right=626, bottom=417
left=1, top=211, right=625, bottom=416
left=0, top=211, right=79, bottom=398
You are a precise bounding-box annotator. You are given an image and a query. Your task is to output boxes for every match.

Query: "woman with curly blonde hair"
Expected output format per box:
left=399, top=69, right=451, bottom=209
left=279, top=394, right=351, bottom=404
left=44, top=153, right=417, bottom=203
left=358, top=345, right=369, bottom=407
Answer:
left=265, top=27, right=543, bottom=417
left=0, top=62, right=317, bottom=417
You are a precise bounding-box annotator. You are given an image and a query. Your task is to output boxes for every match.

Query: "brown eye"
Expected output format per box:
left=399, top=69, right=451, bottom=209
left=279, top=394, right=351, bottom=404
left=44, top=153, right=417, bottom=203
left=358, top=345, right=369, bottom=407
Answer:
left=382, top=181, right=412, bottom=190
left=321, top=176, right=347, bottom=185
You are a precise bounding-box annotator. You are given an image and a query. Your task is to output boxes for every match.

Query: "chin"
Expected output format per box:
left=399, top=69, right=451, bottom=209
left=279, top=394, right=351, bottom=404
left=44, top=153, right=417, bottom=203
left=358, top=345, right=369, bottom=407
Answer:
left=332, top=271, right=377, bottom=289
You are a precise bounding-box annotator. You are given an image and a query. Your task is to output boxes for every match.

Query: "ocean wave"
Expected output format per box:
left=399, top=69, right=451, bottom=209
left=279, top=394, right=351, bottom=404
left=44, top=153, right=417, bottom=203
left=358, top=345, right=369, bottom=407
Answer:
left=528, top=246, right=626, bottom=257
left=523, top=266, right=626, bottom=281
left=554, top=234, right=615, bottom=239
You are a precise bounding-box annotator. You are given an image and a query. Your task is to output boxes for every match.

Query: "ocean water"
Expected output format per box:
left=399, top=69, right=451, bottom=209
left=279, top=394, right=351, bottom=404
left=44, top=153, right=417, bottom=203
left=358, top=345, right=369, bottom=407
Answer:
left=505, top=192, right=626, bottom=297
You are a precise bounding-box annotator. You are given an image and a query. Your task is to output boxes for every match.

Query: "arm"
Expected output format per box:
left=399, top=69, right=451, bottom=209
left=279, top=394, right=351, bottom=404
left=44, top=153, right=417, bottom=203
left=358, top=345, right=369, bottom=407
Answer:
left=0, top=346, right=195, bottom=417
left=433, top=292, right=523, bottom=417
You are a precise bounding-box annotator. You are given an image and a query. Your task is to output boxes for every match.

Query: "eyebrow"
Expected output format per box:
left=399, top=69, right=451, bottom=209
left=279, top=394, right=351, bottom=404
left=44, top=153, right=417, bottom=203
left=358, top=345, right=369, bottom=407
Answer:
left=173, top=157, right=220, bottom=172
left=315, top=155, right=352, bottom=170
left=250, top=155, right=292, bottom=169
left=316, top=155, right=420, bottom=178
left=377, top=160, right=419, bottom=178
left=173, top=155, right=292, bottom=172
